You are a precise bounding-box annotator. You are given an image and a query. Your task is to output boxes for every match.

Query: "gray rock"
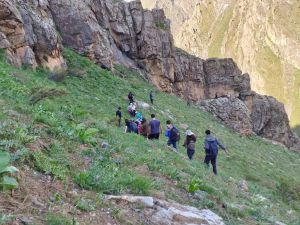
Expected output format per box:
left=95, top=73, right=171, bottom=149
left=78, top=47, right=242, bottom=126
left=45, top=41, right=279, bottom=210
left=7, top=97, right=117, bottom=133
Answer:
left=101, top=142, right=109, bottom=149
left=106, top=194, right=225, bottom=225
left=238, top=180, right=249, bottom=192
left=193, top=190, right=207, bottom=201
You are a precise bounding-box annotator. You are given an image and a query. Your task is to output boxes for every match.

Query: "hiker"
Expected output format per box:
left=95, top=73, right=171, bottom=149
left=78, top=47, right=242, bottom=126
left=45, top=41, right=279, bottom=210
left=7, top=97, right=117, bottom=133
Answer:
left=125, top=119, right=138, bottom=134
left=204, top=130, right=228, bottom=175
left=116, top=107, right=122, bottom=127
left=128, top=91, right=134, bottom=103
left=135, top=111, right=143, bottom=123
left=128, top=102, right=136, bottom=117
left=140, top=118, right=149, bottom=138
left=148, top=114, right=162, bottom=140
left=165, top=120, right=180, bottom=150
left=149, top=91, right=154, bottom=104
left=183, top=130, right=196, bottom=160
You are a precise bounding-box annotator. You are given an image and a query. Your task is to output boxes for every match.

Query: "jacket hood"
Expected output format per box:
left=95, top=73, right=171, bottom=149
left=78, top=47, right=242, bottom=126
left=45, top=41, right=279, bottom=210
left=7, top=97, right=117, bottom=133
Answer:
left=205, top=134, right=216, bottom=142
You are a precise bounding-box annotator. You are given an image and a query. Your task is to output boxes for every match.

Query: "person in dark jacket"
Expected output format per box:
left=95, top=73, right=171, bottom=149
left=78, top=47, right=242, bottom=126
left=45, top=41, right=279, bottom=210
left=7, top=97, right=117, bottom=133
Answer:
left=140, top=118, right=149, bottom=138
left=183, top=130, right=196, bottom=160
left=204, top=130, right=228, bottom=175
left=128, top=92, right=134, bottom=103
left=149, top=91, right=154, bottom=104
left=165, top=120, right=179, bottom=150
left=116, top=107, right=122, bottom=127
left=148, top=114, right=162, bottom=140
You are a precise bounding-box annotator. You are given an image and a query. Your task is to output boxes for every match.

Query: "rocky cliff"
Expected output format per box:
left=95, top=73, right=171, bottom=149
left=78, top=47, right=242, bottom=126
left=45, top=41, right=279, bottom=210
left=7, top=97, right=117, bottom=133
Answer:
left=0, top=0, right=299, bottom=150
left=141, top=0, right=300, bottom=135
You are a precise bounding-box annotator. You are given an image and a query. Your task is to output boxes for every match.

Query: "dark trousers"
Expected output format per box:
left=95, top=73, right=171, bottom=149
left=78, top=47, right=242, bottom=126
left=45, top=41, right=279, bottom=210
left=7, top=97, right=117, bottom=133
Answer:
left=149, top=133, right=159, bottom=140
left=167, top=140, right=177, bottom=149
left=187, top=149, right=195, bottom=160
left=150, top=98, right=153, bottom=104
left=117, top=118, right=121, bottom=127
left=204, top=154, right=217, bottom=175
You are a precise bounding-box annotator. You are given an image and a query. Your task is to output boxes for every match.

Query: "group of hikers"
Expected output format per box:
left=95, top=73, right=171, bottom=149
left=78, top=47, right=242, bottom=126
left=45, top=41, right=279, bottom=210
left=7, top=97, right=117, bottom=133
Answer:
left=115, top=91, right=228, bottom=175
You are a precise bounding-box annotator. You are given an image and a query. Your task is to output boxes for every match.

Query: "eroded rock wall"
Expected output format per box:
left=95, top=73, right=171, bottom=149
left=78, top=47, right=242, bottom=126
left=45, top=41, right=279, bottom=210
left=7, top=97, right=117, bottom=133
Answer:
left=0, top=0, right=65, bottom=69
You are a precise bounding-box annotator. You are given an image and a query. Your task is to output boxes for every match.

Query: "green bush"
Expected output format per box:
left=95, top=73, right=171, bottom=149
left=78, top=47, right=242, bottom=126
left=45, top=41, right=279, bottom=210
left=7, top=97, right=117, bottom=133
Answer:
left=277, top=177, right=300, bottom=202
left=0, top=151, right=18, bottom=191
left=188, top=178, right=215, bottom=194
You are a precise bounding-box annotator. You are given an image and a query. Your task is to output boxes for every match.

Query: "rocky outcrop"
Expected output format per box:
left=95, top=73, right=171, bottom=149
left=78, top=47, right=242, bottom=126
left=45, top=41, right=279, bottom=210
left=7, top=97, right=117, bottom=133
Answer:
left=245, top=93, right=300, bottom=150
left=106, top=195, right=225, bottom=225
left=0, top=0, right=65, bottom=70
left=0, top=0, right=299, bottom=150
left=200, top=97, right=253, bottom=135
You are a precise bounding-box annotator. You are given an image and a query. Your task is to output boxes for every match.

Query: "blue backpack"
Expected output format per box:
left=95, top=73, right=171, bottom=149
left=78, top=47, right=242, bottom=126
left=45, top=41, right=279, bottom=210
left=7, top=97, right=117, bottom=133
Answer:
left=208, top=140, right=218, bottom=156
left=130, top=121, right=138, bottom=133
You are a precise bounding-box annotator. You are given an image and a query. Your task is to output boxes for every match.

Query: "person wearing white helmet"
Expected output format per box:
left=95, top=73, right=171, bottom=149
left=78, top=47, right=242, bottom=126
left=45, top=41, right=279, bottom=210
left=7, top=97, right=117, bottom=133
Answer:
left=183, top=130, right=197, bottom=160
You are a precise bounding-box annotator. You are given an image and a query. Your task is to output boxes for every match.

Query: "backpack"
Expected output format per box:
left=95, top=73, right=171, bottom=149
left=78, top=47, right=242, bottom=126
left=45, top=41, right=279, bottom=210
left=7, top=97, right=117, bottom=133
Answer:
left=130, top=121, right=138, bottom=133
left=170, top=127, right=180, bottom=142
left=208, top=140, right=218, bottom=156
left=187, top=140, right=195, bottom=150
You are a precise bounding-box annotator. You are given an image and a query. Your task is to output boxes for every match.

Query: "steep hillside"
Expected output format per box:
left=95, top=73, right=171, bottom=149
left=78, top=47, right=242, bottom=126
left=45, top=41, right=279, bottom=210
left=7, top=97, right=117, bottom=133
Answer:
left=0, top=50, right=300, bottom=224
left=141, top=0, right=300, bottom=135
left=1, top=0, right=299, bottom=150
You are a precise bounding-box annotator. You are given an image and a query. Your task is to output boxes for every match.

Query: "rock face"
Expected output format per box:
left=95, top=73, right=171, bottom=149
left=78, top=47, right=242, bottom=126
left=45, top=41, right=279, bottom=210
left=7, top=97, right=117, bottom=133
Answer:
left=107, top=195, right=225, bottom=225
left=141, top=0, right=300, bottom=135
left=0, top=0, right=299, bottom=150
left=0, top=0, right=65, bottom=69
left=200, top=97, right=253, bottom=135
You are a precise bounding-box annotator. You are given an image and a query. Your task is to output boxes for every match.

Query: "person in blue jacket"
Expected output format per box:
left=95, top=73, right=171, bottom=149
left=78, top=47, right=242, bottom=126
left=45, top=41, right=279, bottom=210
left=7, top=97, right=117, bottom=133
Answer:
left=165, top=120, right=180, bottom=150
left=204, top=130, right=228, bottom=175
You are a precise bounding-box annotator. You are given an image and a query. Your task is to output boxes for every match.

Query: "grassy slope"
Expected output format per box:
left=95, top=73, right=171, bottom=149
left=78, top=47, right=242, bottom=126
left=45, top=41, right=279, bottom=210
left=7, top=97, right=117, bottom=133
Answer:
left=0, top=50, right=300, bottom=224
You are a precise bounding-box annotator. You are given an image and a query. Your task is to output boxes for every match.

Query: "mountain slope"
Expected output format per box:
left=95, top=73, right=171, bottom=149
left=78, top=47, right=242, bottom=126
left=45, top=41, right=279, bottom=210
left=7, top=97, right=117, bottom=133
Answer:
left=141, top=0, right=300, bottom=135
left=0, top=50, right=300, bottom=224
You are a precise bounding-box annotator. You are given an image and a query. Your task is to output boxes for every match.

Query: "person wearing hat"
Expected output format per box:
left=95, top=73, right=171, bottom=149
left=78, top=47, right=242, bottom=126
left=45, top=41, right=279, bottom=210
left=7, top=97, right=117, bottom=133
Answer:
left=183, top=130, right=197, bottom=160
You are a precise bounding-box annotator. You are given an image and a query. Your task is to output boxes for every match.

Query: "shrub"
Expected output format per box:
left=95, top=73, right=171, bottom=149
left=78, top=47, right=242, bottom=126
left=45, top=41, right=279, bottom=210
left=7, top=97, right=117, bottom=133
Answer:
left=188, top=178, right=215, bottom=194
left=0, top=151, right=19, bottom=191
left=277, top=177, right=300, bottom=202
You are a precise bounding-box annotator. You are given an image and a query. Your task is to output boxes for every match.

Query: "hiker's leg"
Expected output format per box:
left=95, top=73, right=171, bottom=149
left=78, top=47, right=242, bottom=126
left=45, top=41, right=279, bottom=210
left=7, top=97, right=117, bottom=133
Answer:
left=211, top=155, right=217, bottom=175
left=204, top=155, right=210, bottom=167
left=172, top=141, right=177, bottom=149
left=187, top=149, right=194, bottom=160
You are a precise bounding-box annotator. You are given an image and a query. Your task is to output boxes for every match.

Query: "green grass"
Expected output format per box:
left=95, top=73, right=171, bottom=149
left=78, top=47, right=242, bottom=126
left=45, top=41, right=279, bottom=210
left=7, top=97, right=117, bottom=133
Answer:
left=0, top=49, right=300, bottom=224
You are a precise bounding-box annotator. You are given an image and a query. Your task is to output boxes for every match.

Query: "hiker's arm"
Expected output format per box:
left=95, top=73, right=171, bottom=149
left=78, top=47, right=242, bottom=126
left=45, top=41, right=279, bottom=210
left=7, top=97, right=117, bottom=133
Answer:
left=204, top=140, right=209, bottom=150
left=216, top=139, right=227, bottom=151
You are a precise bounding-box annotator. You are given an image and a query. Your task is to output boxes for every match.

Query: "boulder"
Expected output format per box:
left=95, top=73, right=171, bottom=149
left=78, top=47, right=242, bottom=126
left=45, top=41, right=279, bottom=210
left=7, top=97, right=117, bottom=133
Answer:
left=137, top=101, right=151, bottom=110
left=106, top=195, right=225, bottom=225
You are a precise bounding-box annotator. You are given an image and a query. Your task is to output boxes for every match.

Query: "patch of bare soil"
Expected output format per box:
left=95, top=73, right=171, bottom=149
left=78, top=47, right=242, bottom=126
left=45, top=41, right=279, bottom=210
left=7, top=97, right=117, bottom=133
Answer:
left=0, top=167, right=121, bottom=225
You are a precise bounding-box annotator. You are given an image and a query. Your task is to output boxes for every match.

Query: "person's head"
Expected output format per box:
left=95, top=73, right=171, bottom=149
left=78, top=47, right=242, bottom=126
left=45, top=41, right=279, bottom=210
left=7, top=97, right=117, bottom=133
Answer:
left=151, top=114, right=155, bottom=118
left=205, top=130, right=211, bottom=135
left=142, top=118, right=147, bottom=124
left=166, top=120, right=172, bottom=125
left=118, top=107, right=121, bottom=110
left=125, top=119, right=129, bottom=124
left=185, top=130, right=194, bottom=136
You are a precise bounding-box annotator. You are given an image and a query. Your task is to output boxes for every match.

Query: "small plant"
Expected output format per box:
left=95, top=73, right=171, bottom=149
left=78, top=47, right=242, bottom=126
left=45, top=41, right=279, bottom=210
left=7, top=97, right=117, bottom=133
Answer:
left=75, top=123, right=99, bottom=144
left=0, top=151, right=19, bottom=191
left=188, top=178, right=215, bottom=194
left=45, top=213, right=73, bottom=225
left=155, top=21, right=166, bottom=30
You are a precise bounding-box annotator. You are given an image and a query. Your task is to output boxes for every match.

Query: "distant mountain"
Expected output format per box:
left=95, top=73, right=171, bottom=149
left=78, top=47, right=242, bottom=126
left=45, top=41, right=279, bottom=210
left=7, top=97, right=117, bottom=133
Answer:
left=141, top=0, right=300, bottom=135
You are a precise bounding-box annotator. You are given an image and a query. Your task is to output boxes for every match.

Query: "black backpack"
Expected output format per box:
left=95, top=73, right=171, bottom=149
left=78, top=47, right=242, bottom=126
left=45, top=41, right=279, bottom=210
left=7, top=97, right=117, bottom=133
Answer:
left=170, top=127, right=180, bottom=142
